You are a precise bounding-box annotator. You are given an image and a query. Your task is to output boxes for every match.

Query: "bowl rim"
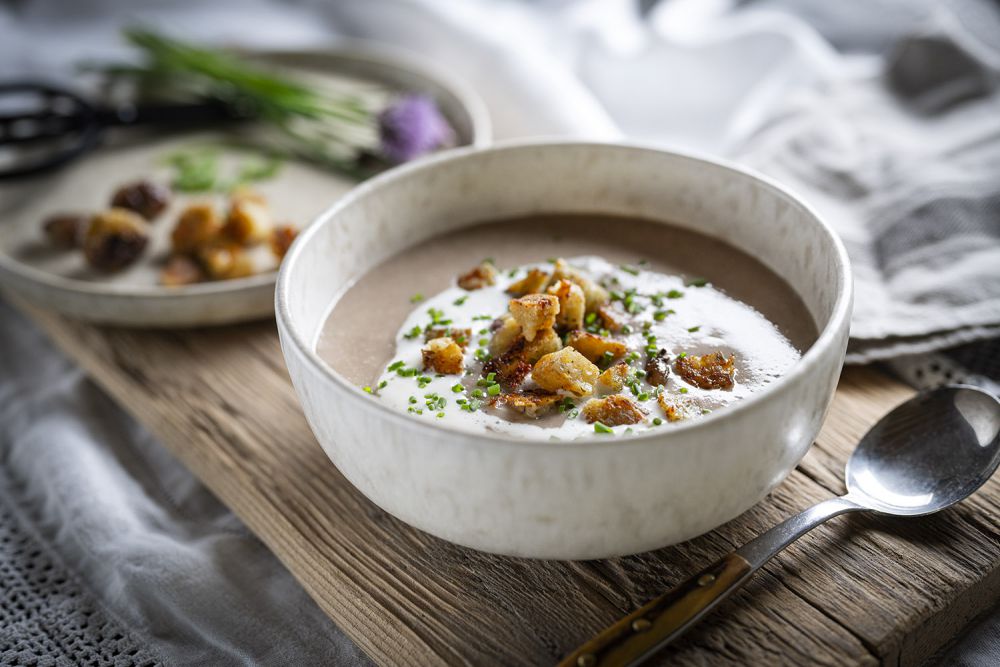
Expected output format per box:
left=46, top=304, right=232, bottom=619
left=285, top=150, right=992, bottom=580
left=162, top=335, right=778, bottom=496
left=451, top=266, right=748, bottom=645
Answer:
left=276, top=138, right=853, bottom=450
left=0, top=40, right=491, bottom=302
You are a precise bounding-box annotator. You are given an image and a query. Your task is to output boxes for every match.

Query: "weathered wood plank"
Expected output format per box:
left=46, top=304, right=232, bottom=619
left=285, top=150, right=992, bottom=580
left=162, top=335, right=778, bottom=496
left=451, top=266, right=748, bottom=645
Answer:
left=12, top=300, right=998, bottom=666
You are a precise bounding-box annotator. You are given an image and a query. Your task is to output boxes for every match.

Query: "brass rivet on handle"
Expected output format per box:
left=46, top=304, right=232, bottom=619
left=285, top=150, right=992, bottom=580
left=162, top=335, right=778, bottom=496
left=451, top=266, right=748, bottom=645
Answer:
left=577, top=653, right=597, bottom=667
left=697, top=573, right=716, bottom=586
left=631, top=618, right=652, bottom=633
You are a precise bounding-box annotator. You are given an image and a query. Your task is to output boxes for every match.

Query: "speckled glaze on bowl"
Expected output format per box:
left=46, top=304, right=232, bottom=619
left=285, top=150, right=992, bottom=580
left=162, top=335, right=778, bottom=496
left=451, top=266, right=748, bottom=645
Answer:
left=276, top=141, right=852, bottom=560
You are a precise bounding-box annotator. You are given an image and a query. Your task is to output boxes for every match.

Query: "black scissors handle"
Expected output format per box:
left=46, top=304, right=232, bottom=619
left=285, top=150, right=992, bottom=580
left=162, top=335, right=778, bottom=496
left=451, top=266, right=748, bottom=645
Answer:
left=0, top=81, right=251, bottom=180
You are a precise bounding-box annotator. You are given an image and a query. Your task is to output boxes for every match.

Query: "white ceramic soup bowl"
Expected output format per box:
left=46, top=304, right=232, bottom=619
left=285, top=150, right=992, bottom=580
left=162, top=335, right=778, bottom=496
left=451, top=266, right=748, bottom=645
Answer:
left=276, top=141, right=852, bottom=560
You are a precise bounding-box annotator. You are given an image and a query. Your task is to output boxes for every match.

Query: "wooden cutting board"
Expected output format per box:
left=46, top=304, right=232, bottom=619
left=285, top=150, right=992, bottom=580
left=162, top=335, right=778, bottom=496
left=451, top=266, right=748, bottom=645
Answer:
left=13, top=301, right=1000, bottom=666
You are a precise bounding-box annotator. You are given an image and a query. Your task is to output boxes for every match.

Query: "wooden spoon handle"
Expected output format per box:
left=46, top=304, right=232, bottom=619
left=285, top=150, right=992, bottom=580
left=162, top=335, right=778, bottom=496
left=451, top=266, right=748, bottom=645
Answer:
left=557, top=553, right=752, bottom=667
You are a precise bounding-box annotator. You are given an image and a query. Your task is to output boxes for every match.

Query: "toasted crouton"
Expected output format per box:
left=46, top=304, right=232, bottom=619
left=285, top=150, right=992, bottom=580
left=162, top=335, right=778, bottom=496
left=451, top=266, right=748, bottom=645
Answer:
left=596, top=363, right=630, bottom=393
left=425, top=327, right=472, bottom=349
left=495, top=390, right=562, bottom=418
left=523, top=327, right=562, bottom=364
left=172, top=203, right=222, bottom=254
left=457, top=261, right=498, bottom=290
left=160, top=254, right=205, bottom=286
left=657, top=393, right=697, bottom=422
left=223, top=197, right=272, bottom=245
left=582, top=395, right=645, bottom=426
left=675, top=352, right=736, bottom=390
left=422, top=337, right=464, bottom=374
left=597, top=304, right=626, bottom=332
left=565, top=330, right=628, bottom=364
left=198, top=243, right=256, bottom=280
left=551, top=259, right=609, bottom=311
left=506, top=268, right=550, bottom=296
left=489, top=316, right=523, bottom=356
left=532, top=347, right=599, bottom=397
left=547, top=279, right=585, bottom=330
left=483, top=345, right=532, bottom=389
left=270, top=224, right=298, bottom=260
left=509, top=294, right=559, bottom=342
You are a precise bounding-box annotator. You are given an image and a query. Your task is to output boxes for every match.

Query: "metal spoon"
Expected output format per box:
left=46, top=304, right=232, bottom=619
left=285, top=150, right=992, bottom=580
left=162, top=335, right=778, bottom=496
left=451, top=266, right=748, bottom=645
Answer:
left=560, top=385, right=1000, bottom=667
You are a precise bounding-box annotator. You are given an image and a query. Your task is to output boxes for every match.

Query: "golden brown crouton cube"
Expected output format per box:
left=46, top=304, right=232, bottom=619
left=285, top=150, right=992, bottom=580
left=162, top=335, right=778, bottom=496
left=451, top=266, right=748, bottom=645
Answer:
left=523, top=327, right=562, bottom=364
left=425, top=327, right=472, bottom=349
left=597, top=304, right=626, bottom=332
left=532, top=347, right=599, bottom=397
left=565, top=330, right=628, bottom=364
left=489, top=316, right=523, bottom=356
left=222, top=197, right=272, bottom=245
left=495, top=390, right=562, bottom=418
left=483, top=345, right=532, bottom=389
left=506, top=268, right=551, bottom=296
left=172, top=203, right=222, bottom=255
left=675, top=352, right=736, bottom=390
left=582, top=395, right=645, bottom=426
left=160, top=254, right=205, bottom=286
left=596, top=363, right=630, bottom=393
left=197, top=243, right=255, bottom=280
left=509, top=294, right=559, bottom=342
left=457, top=261, right=498, bottom=290
left=547, top=279, right=585, bottom=330
left=551, top=259, right=609, bottom=311
left=421, top=337, right=465, bottom=375
left=270, top=224, right=298, bottom=260
left=657, top=393, right=697, bottom=422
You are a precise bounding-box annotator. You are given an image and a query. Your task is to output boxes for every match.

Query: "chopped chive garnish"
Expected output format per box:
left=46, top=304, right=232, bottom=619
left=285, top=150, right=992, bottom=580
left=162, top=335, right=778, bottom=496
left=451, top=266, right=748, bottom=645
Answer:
left=362, top=386, right=372, bottom=393
left=678, top=352, right=687, bottom=358
left=479, top=338, right=489, bottom=347
left=472, top=389, right=484, bottom=398
left=653, top=310, right=667, bottom=321
left=474, top=349, right=490, bottom=362
left=436, top=411, right=445, bottom=418
left=410, top=293, right=424, bottom=303
left=486, top=372, right=496, bottom=383
left=679, top=387, right=689, bottom=394
left=472, top=314, right=493, bottom=321
left=487, top=384, right=501, bottom=396
left=637, top=392, right=650, bottom=401
left=667, top=289, right=684, bottom=299
left=593, top=422, right=614, bottom=434
left=378, top=380, right=387, bottom=389
left=687, top=277, right=709, bottom=287
left=403, top=325, right=422, bottom=340
left=585, top=312, right=597, bottom=325
left=408, top=396, right=417, bottom=404
left=653, top=417, right=663, bottom=426
left=702, top=409, right=712, bottom=415
left=453, top=295, right=468, bottom=306
left=620, top=264, right=639, bottom=276
left=621, top=324, right=632, bottom=334
left=638, top=259, right=649, bottom=266
left=451, top=383, right=464, bottom=393
left=687, top=326, right=701, bottom=333
left=388, top=360, right=405, bottom=372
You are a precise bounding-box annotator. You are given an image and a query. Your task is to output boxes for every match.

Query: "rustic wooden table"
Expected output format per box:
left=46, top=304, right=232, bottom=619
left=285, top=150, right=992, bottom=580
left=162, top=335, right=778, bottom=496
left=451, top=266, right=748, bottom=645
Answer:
left=15, top=303, right=1000, bottom=666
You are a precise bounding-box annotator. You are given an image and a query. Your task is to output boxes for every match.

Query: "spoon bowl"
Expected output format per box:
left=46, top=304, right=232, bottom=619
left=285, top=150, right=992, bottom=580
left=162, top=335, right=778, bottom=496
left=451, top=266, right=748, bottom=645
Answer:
left=846, top=385, right=1000, bottom=516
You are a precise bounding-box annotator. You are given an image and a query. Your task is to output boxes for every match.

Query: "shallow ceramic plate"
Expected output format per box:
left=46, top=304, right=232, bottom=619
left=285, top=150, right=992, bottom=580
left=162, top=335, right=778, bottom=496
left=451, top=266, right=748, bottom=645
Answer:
left=0, top=43, right=489, bottom=327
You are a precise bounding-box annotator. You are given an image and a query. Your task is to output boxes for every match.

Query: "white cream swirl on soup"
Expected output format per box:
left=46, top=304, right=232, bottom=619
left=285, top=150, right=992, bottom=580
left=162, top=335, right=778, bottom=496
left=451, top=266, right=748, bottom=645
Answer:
left=365, top=256, right=801, bottom=439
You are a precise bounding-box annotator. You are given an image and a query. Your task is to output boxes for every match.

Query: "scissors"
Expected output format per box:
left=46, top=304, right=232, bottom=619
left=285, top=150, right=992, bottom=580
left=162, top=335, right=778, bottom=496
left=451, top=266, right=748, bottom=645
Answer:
left=0, top=81, right=252, bottom=180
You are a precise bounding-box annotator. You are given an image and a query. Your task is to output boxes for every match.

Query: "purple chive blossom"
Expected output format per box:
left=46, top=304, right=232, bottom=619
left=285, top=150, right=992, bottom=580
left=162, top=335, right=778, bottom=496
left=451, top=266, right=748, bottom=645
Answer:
left=378, top=94, right=454, bottom=164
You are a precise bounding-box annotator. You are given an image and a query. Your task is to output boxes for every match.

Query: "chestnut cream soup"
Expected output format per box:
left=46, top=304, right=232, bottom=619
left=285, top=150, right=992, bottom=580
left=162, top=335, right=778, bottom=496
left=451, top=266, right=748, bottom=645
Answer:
left=318, top=215, right=816, bottom=439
